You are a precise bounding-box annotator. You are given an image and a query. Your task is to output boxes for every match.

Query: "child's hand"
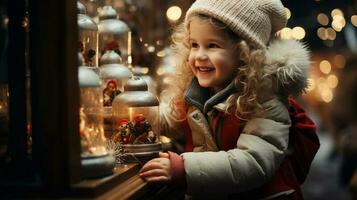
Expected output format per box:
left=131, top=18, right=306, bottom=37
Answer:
left=139, top=152, right=172, bottom=183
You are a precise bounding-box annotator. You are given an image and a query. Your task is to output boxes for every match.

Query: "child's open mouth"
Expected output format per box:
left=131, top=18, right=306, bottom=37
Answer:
left=197, top=67, right=214, bottom=72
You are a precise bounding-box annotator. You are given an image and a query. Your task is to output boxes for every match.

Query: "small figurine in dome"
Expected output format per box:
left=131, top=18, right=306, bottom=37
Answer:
left=112, top=118, right=131, bottom=144
left=103, top=80, right=121, bottom=106
left=133, top=114, right=150, bottom=134
left=132, top=114, right=156, bottom=144
left=112, top=114, right=157, bottom=144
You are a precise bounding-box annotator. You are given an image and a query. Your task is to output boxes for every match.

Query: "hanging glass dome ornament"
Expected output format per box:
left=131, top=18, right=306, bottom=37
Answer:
left=77, top=1, right=86, bottom=14
left=78, top=67, right=105, bottom=156
left=99, top=50, right=132, bottom=138
left=78, top=9, right=99, bottom=67
left=98, top=5, right=130, bottom=64
left=112, top=76, right=161, bottom=164
left=78, top=66, right=116, bottom=177
left=78, top=60, right=115, bottom=178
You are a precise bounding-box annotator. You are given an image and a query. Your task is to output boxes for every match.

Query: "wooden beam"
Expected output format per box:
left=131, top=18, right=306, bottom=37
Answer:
left=29, top=0, right=81, bottom=192
left=7, top=0, right=28, bottom=173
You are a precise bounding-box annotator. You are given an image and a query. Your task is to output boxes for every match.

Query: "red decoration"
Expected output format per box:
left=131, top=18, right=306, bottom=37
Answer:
left=112, top=114, right=155, bottom=144
left=133, top=114, right=145, bottom=123
left=118, top=118, right=129, bottom=126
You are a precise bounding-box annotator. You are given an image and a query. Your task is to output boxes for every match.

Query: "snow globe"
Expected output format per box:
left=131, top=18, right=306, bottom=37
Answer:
left=111, top=76, right=161, bottom=164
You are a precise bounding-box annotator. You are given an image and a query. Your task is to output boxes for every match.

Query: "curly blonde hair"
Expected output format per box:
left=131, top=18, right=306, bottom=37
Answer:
left=162, top=14, right=270, bottom=121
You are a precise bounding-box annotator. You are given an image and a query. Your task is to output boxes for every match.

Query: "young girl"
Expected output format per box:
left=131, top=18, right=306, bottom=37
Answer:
left=140, top=0, right=319, bottom=199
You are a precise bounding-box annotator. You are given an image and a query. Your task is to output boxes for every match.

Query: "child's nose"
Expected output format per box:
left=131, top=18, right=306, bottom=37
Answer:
left=196, top=48, right=208, bottom=60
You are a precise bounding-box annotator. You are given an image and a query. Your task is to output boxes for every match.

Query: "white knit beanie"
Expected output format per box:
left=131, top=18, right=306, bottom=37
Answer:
left=185, top=0, right=287, bottom=49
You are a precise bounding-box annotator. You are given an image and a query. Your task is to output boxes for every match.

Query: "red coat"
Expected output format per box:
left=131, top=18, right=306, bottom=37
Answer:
left=181, top=98, right=319, bottom=199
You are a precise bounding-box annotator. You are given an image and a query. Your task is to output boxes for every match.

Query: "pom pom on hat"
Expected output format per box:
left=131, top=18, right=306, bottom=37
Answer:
left=185, top=0, right=287, bottom=49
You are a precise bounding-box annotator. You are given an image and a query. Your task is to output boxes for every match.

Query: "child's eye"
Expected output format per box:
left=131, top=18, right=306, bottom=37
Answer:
left=208, top=43, right=219, bottom=48
left=191, top=42, right=198, bottom=48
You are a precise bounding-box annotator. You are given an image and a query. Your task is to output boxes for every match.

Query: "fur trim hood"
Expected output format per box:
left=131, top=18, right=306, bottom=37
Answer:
left=264, top=39, right=311, bottom=97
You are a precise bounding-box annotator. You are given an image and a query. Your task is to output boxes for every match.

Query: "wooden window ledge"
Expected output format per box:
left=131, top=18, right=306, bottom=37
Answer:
left=69, top=164, right=183, bottom=199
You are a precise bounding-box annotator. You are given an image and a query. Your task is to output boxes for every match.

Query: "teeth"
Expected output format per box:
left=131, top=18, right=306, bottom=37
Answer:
left=198, top=67, right=214, bottom=72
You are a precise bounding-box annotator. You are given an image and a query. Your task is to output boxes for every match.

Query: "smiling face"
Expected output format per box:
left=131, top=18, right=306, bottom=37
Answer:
left=188, top=16, right=239, bottom=94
